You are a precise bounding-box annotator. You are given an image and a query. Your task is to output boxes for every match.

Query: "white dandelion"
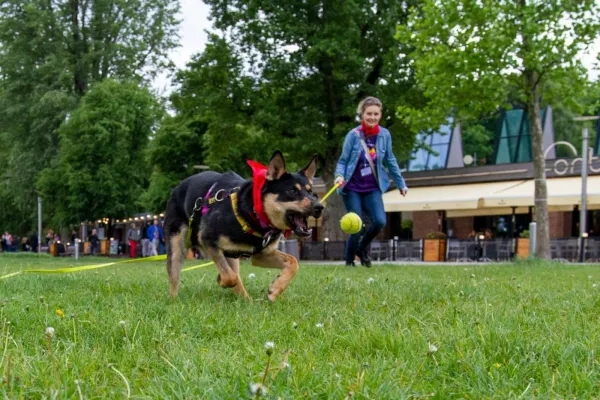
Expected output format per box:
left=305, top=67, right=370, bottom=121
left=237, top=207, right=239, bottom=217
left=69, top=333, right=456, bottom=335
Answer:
left=367, top=277, right=375, bottom=284
left=316, top=323, right=324, bottom=328
left=119, top=320, right=126, bottom=327
left=45, top=327, right=55, bottom=338
left=250, top=382, right=267, bottom=396
left=428, top=343, right=438, bottom=354
left=264, top=341, right=275, bottom=355
left=248, top=273, right=256, bottom=279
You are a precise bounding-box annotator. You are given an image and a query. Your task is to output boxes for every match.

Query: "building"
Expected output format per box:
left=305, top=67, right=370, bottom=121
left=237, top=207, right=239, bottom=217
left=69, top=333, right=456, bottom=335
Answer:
left=382, top=107, right=600, bottom=241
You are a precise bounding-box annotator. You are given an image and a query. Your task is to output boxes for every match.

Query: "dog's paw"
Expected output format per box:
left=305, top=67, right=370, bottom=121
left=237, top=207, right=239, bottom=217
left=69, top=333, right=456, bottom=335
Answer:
left=267, top=288, right=279, bottom=302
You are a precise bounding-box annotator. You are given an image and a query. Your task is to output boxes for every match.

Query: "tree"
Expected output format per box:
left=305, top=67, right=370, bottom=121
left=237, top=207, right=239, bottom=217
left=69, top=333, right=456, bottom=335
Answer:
left=171, top=1, right=423, bottom=240
left=462, top=123, right=495, bottom=165
left=397, top=0, right=600, bottom=259
left=0, top=0, right=179, bottom=232
left=141, top=116, right=207, bottom=213
left=37, top=80, right=161, bottom=225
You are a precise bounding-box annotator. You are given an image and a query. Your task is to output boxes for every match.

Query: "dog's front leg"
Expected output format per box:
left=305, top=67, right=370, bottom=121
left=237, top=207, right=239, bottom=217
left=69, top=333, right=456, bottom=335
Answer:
left=251, top=250, right=299, bottom=302
left=226, top=257, right=250, bottom=299
left=205, top=247, right=244, bottom=293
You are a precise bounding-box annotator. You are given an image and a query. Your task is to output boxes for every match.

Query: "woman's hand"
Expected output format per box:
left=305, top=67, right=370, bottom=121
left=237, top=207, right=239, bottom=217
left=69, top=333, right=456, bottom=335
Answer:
left=399, top=187, right=408, bottom=197
left=334, top=176, right=345, bottom=187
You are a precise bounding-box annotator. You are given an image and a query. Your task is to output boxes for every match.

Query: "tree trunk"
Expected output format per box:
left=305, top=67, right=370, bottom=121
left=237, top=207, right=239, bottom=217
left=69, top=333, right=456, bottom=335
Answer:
left=525, top=70, right=550, bottom=259
left=320, top=154, right=347, bottom=242
left=70, top=0, right=87, bottom=95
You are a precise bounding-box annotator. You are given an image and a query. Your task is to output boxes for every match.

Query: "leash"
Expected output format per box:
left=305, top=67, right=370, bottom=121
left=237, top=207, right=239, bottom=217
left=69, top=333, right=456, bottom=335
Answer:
left=0, top=255, right=213, bottom=280
left=320, top=183, right=340, bottom=204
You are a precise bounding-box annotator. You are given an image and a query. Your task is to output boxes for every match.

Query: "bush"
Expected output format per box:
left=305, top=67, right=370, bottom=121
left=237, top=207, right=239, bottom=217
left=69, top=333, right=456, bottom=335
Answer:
left=426, top=231, right=447, bottom=239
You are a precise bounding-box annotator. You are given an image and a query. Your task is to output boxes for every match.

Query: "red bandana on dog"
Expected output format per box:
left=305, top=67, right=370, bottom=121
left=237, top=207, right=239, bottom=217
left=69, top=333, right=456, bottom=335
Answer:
left=247, top=160, right=270, bottom=225
left=246, top=160, right=292, bottom=238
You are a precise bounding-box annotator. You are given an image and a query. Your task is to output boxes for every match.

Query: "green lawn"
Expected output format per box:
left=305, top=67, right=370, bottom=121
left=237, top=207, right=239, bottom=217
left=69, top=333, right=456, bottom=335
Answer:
left=1, top=254, right=600, bottom=399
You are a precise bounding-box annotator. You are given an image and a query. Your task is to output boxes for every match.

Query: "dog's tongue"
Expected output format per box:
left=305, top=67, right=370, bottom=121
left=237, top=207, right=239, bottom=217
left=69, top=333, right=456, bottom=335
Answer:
left=293, top=215, right=307, bottom=229
left=247, top=160, right=270, bottom=226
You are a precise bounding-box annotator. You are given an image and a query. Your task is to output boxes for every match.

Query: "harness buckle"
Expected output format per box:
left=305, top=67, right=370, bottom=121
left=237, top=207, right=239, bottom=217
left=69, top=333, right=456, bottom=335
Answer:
left=214, top=189, right=226, bottom=202
left=193, top=197, right=203, bottom=213
left=262, top=231, right=281, bottom=248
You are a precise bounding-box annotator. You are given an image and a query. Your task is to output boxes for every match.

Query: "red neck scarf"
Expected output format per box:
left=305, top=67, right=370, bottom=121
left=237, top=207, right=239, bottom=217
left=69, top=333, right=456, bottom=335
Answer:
left=246, top=160, right=292, bottom=238
left=361, top=121, right=380, bottom=135
left=246, top=160, right=270, bottom=226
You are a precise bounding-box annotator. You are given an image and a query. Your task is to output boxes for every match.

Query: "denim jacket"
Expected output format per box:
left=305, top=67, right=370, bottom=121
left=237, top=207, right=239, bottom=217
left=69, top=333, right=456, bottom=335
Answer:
left=335, top=126, right=407, bottom=194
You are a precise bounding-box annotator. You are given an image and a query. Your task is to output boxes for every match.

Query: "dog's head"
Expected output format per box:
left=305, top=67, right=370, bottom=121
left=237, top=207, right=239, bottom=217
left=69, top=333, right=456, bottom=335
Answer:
left=262, top=150, right=324, bottom=237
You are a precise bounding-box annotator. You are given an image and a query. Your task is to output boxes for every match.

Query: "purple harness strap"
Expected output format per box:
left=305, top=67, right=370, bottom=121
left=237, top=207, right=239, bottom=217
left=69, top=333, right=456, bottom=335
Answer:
left=201, top=183, right=217, bottom=216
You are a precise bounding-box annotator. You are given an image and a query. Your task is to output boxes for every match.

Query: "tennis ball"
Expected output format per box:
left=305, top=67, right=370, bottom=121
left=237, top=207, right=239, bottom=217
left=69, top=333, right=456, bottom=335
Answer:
left=340, top=212, right=362, bottom=234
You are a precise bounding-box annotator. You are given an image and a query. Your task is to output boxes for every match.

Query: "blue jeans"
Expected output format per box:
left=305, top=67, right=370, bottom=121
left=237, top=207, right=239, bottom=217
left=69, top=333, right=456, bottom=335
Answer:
left=342, top=190, right=386, bottom=263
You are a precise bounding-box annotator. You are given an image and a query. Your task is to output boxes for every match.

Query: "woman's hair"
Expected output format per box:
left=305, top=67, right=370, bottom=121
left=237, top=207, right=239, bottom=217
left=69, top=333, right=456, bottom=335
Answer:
left=357, top=96, right=383, bottom=117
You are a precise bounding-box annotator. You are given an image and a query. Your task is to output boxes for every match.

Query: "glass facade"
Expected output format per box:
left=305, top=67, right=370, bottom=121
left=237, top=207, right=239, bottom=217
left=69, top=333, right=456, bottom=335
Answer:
left=494, top=108, right=547, bottom=164
left=408, top=119, right=454, bottom=171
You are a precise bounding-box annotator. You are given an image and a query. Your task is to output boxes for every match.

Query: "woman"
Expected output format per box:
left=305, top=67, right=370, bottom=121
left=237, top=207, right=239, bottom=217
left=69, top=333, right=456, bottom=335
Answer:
left=334, top=96, right=408, bottom=267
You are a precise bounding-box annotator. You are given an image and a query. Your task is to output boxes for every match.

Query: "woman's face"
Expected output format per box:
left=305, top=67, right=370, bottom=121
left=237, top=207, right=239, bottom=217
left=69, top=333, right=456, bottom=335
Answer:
left=362, top=105, right=381, bottom=128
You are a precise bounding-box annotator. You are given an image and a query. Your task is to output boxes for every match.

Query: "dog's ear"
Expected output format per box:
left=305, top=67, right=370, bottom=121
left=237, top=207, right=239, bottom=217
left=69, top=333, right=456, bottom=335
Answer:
left=266, top=150, right=286, bottom=181
left=299, top=154, right=318, bottom=183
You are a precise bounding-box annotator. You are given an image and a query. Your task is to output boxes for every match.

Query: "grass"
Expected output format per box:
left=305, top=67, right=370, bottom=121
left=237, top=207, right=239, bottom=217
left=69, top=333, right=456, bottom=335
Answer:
left=1, top=254, right=600, bottom=399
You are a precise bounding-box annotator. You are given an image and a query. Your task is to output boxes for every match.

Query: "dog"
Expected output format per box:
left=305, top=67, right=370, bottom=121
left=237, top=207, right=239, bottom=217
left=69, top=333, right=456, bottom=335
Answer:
left=164, top=150, right=324, bottom=301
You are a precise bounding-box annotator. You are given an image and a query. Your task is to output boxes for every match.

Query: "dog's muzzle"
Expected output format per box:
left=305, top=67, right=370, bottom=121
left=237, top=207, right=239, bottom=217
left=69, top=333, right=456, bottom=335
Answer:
left=312, top=202, right=324, bottom=218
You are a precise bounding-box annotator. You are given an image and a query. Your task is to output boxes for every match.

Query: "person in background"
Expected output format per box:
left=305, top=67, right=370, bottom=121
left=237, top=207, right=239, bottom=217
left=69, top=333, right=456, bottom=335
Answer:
left=89, top=229, right=100, bottom=256
left=147, top=219, right=163, bottom=257
left=30, top=232, right=39, bottom=253
left=45, top=229, right=54, bottom=246
left=334, top=96, right=408, bottom=267
left=127, top=223, right=141, bottom=258
left=3, top=232, right=13, bottom=253
left=70, top=229, right=78, bottom=244
left=141, top=220, right=152, bottom=257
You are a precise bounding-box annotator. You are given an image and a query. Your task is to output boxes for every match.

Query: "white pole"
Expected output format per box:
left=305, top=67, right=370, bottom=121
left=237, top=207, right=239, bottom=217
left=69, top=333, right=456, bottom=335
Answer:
left=580, top=127, right=589, bottom=262
left=37, top=196, right=42, bottom=254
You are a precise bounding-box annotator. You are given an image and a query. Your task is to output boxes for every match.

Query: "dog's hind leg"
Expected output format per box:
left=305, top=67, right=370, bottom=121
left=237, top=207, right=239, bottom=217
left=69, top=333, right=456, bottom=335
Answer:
left=167, top=226, right=187, bottom=298
left=226, top=257, right=250, bottom=299
left=251, top=250, right=299, bottom=302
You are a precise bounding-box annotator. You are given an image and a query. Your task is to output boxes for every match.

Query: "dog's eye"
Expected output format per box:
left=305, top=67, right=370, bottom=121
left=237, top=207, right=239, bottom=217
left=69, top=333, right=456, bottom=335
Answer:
left=287, top=188, right=299, bottom=196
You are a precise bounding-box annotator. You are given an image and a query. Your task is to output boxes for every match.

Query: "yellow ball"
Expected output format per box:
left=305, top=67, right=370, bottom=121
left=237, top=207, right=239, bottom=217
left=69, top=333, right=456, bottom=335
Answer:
left=340, top=212, right=362, bottom=234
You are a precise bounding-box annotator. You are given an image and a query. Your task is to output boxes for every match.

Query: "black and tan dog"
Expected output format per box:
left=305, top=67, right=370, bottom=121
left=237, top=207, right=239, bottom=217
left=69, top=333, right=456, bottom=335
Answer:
left=164, top=151, right=323, bottom=301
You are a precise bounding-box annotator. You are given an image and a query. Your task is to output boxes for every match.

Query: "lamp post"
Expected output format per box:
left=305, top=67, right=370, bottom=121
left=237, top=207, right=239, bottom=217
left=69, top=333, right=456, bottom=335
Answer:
left=574, top=116, right=599, bottom=263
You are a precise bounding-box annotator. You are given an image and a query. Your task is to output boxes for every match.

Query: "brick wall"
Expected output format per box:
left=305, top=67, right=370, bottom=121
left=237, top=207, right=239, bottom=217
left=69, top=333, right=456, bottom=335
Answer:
left=450, top=217, right=475, bottom=239
left=549, top=211, right=573, bottom=239
left=412, top=211, right=440, bottom=239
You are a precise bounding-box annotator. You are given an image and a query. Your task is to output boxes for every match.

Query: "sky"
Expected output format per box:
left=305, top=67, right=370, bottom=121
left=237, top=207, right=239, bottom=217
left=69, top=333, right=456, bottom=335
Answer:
left=152, top=1, right=600, bottom=95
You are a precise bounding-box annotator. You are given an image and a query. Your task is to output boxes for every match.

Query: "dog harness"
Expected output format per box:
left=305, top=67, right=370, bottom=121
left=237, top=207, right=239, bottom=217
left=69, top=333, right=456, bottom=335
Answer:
left=185, top=175, right=290, bottom=252
left=185, top=183, right=239, bottom=248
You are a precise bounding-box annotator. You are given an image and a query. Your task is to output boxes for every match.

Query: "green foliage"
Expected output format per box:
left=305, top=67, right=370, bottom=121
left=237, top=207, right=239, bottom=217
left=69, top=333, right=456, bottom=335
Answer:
left=396, top=0, right=600, bottom=130
left=168, top=0, right=424, bottom=240
left=140, top=117, right=207, bottom=212
left=0, top=0, right=180, bottom=233
left=401, top=219, right=413, bottom=231
left=37, top=80, right=162, bottom=225
left=462, top=123, right=495, bottom=165
left=519, top=229, right=530, bottom=238
left=426, top=231, right=447, bottom=239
